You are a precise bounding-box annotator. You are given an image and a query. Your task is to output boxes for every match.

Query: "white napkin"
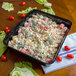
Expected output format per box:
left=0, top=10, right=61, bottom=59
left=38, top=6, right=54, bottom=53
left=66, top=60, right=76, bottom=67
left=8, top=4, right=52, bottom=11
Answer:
left=41, top=33, right=76, bottom=74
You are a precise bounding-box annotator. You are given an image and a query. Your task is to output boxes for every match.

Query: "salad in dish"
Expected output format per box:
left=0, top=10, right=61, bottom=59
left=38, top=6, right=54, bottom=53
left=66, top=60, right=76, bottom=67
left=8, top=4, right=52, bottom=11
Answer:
left=8, top=14, right=68, bottom=63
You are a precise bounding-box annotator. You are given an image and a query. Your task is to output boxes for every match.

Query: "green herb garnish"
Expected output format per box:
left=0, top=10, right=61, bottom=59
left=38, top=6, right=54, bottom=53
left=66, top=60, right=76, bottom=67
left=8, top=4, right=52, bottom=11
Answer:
left=42, top=22, right=47, bottom=26
left=32, top=25, right=36, bottom=28
left=44, top=42, right=49, bottom=46
left=17, top=42, right=26, bottom=48
left=48, top=37, right=54, bottom=44
left=25, top=30, right=28, bottom=38
left=37, top=45, right=42, bottom=49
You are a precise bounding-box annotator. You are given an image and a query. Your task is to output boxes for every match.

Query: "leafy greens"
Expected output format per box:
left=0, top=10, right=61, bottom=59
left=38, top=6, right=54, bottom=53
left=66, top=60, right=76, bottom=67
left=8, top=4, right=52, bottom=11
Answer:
left=0, top=31, right=7, bottom=57
left=2, top=2, right=14, bottom=12
left=17, top=7, right=37, bottom=14
left=10, top=62, right=39, bottom=76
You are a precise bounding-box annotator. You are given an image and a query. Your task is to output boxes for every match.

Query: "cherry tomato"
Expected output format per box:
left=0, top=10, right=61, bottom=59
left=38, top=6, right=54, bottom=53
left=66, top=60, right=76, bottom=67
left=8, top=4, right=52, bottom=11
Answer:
left=64, top=46, right=70, bottom=51
left=20, top=14, right=25, bottom=18
left=4, top=27, right=9, bottom=31
left=9, top=16, right=14, bottom=20
left=66, top=54, right=74, bottom=59
left=56, top=56, right=62, bottom=62
left=5, top=29, right=11, bottom=34
left=1, top=55, right=7, bottom=61
left=21, top=2, right=26, bottom=6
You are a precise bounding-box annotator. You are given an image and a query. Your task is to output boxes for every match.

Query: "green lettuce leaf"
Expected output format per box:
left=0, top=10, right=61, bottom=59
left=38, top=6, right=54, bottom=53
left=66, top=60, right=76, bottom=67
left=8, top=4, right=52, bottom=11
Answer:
left=44, top=2, right=52, bottom=8
left=41, top=7, right=55, bottom=15
left=10, top=62, right=39, bottom=76
left=35, top=0, right=47, bottom=4
left=35, top=0, right=52, bottom=9
left=17, top=7, right=37, bottom=14
left=10, top=67, right=34, bottom=76
left=15, top=62, right=32, bottom=68
left=0, top=31, right=7, bottom=57
left=2, top=2, right=14, bottom=12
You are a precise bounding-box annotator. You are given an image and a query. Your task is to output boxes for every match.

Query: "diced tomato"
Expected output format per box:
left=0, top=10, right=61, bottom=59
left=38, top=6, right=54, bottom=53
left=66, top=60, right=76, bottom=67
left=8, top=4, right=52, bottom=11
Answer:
left=20, top=14, right=25, bottom=18
left=21, top=2, right=26, bottom=6
left=56, top=56, right=62, bottom=62
left=1, top=55, right=7, bottom=61
left=25, top=23, right=31, bottom=28
left=60, top=24, right=65, bottom=29
left=46, top=58, right=51, bottom=63
left=9, top=16, right=14, bottom=20
left=5, top=29, right=11, bottom=34
left=43, top=17, right=48, bottom=22
left=66, top=54, right=74, bottom=59
left=64, top=46, right=70, bottom=51
left=45, top=26, right=50, bottom=30
left=20, top=48, right=27, bottom=53
left=39, top=24, right=45, bottom=29
left=57, top=24, right=60, bottom=28
left=63, top=27, right=68, bottom=32
left=4, top=27, right=9, bottom=31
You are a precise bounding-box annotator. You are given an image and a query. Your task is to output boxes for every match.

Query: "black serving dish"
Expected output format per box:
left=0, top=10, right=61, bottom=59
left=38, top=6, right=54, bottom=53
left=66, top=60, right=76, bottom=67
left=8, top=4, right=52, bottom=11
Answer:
left=3, top=10, right=72, bottom=65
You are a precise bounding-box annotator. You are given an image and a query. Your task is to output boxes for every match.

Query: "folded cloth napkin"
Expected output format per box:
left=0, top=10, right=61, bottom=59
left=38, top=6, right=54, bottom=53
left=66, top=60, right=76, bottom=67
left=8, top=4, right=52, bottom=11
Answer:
left=41, top=33, right=76, bottom=74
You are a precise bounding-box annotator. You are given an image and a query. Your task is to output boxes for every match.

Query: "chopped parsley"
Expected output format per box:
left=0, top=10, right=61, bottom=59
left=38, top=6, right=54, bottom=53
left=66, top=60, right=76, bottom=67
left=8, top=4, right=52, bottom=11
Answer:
left=37, top=45, right=42, bottom=49
left=48, top=37, right=54, bottom=44
left=17, top=42, right=26, bottom=48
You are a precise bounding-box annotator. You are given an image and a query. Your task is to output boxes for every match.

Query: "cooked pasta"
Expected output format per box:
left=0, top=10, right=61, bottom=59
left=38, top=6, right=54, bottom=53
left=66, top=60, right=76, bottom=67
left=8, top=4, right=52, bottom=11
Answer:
left=8, top=14, right=68, bottom=63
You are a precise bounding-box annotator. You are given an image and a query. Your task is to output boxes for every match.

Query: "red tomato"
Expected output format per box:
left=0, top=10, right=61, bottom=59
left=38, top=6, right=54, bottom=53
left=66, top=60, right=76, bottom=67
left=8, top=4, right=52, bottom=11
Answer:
left=46, top=58, right=51, bottom=63
left=66, top=54, right=74, bottom=59
left=9, top=16, right=14, bottom=20
left=57, top=24, right=60, bottom=28
left=21, top=2, right=26, bottom=6
left=60, top=24, right=65, bottom=29
left=39, top=24, right=45, bottom=29
left=43, top=17, right=48, bottom=22
left=5, top=29, right=11, bottom=34
left=63, top=27, right=68, bottom=32
left=45, top=26, right=50, bottom=30
left=25, top=24, right=31, bottom=28
left=4, top=27, right=9, bottom=31
left=20, top=48, right=27, bottom=54
left=56, top=56, right=62, bottom=62
left=1, top=55, right=7, bottom=61
left=64, top=46, right=70, bottom=51
left=20, top=14, right=25, bottom=18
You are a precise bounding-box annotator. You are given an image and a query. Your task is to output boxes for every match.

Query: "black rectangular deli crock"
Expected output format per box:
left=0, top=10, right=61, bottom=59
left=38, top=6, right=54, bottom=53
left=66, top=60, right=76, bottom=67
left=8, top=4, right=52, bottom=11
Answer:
left=3, top=10, right=72, bottom=65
